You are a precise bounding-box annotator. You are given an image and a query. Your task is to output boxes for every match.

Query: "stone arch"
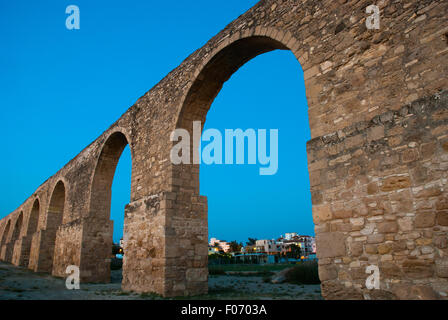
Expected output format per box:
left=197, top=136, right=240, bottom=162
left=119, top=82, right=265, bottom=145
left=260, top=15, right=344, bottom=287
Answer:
left=47, top=181, right=66, bottom=232
left=163, top=29, right=310, bottom=296
left=0, top=220, right=11, bottom=261
left=89, top=130, right=132, bottom=221
left=7, top=212, right=24, bottom=263
left=14, top=200, right=40, bottom=267
left=81, top=129, right=133, bottom=283
left=0, top=220, right=11, bottom=247
left=18, top=199, right=42, bottom=268
left=174, top=29, right=306, bottom=194
left=12, top=212, right=23, bottom=242
left=27, top=199, right=40, bottom=237
left=31, top=180, right=66, bottom=272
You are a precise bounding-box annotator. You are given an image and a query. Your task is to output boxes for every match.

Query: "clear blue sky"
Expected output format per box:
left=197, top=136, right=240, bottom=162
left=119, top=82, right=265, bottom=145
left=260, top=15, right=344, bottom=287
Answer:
left=0, top=1, right=313, bottom=244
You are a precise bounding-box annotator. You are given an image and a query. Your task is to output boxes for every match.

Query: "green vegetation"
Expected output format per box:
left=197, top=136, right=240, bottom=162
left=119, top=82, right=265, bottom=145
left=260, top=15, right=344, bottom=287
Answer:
left=174, top=285, right=243, bottom=300
left=139, top=292, right=162, bottom=299
left=208, top=268, right=226, bottom=275
left=283, top=260, right=320, bottom=285
left=110, top=257, right=123, bottom=270
left=262, top=275, right=271, bottom=283
left=208, top=263, right=292, bottom=273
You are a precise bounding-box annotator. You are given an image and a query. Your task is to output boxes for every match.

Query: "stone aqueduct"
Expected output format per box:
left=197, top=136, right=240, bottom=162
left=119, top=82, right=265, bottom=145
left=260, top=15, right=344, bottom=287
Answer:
left=0, top=0, right=447, bottom=299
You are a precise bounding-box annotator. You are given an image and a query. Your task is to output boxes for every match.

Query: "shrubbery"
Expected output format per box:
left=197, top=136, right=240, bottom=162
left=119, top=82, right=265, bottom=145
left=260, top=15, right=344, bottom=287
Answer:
left=209, top=268, right=226, bottom=275
left=111, top=257, right=123, bottom=270
left=284, top=260, right=320, bottom=285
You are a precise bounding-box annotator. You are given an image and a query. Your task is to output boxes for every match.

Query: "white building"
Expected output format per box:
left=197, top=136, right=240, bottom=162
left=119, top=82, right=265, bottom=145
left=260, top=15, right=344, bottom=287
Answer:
left=255, top=239, right=284, bottom=254
left=278, top=234, right=316, bottom=256
left=284, top=233, right=298, bottom=240
left=209, top=238, right=231, bottom=252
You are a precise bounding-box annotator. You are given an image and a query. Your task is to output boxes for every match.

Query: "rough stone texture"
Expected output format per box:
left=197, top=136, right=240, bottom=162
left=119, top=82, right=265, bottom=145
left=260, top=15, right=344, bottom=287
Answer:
left=0, top=0, right=447, bottom=299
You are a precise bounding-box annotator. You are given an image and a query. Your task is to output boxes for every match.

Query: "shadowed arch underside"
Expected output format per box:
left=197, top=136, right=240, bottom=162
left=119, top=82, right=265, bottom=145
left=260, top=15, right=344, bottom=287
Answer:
left=18, top=200, right=40, bottom=267
left=29, top=183, right=66, bottom=272
left=12, top=200, right=40, bottom=267
left=0, top=220, right=11, bottom=260
left=80, top=131, right=131, bottom=283
left=10, top=212, right=24, bottom=265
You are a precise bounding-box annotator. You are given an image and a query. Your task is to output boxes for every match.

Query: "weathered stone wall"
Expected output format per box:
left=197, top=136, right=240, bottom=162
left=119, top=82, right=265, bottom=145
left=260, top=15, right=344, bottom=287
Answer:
left=0, top=0, right=446, bottom=299
left=309, top=91, right=448, bottom=299
left=52, top=220, right=83, bottom=278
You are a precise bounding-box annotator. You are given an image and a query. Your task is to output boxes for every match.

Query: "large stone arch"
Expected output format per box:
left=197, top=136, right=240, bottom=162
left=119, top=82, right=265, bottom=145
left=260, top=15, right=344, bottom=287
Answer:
left=12, top=200, right=40, bottom=267
left=27, top=199, right=40, bottom=237
left=11, top=212, right=23, bottom=240
left=175, top=29, right=305, bottom=191
left=47, top=181, right=66, bottom=232
left=155, top=29, right=309, bottom=297
left=80, top=129, right=133, bottom=283
left=9, top=212, right=24, bottom=264
left=89, top=130, right=133, bottom=220
left=29, top=181, right=66, bottom=272
left=0, top=220, right=11, bottom=260
left=0, top=220, right=10, bottom=246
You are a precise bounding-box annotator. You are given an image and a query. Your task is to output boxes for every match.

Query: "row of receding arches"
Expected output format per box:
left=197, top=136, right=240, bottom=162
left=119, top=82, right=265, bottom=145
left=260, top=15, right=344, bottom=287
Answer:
left=0, top=181, right=65, bottom=273
left=0, top=130, right=130, bottom=280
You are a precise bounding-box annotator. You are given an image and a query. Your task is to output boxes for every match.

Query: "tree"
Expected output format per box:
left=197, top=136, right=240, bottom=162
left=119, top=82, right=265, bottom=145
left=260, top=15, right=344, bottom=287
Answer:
left=228, top=240, right=243, bottom=253
left=112, top=243, right=122, bottom=255
left=246, top=238, right=257, bottom=246
left=286, top=244, right=302, bottom=259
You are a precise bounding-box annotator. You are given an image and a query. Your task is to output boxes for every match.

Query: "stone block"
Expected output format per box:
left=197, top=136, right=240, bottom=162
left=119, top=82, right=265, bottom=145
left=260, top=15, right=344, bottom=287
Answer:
left=316, top=232, right=346, bottom=259
left=381, top=176, right=411, bottom=192
left=367, top=126, right=385, bottom=142
left=402, top=260, right=434, bottom=279
left=415, top=212, right=436, bottom=228
left=312, top=204, right=332, bottom=224
left=367, top=234, right=385, bottom=244
left=436, top=211, right=448, bottom=226
left=393, top=285, right=440, bottom=300
left=435, top=258, right=448, bottom=278
left=377, top=221, right=398, bottom=233
left=318, top=264, right=338, bottom=281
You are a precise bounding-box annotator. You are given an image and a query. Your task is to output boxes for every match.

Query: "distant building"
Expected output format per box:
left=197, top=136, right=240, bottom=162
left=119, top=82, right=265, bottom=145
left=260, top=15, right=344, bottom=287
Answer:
left=211, top=234, right=316, bottom=257
left=277, top=233, right=316, bottom=256
left=284, top=233, right=298, bottom=240
left=242, top=245, right=257, bottom=253
left=209, top=238, right=231, bottom=253
left=255, top=239, right=285, bottom=255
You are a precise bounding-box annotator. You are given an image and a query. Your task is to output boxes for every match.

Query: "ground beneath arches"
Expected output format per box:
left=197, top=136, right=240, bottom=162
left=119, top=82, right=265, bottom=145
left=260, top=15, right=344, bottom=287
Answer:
left=0, top=261, right=322, bottom=300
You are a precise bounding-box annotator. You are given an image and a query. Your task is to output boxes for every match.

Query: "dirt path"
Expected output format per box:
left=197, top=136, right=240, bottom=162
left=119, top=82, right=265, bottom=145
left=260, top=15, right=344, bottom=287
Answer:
left=0, top=261, right=322, bottom=300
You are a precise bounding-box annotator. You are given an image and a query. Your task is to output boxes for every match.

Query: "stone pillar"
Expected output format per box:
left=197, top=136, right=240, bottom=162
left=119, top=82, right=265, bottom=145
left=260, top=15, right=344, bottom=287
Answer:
left=53, top=217, right=113, bottom=282
left=11, top=237, right=32, bottom=267
left=79, top=217, right=114, bottom=283
left=0, top=244, right=7, bottom=261
left=53, top=217, right=113, bottom=283
left=29, top=230, right=57, bottom=273
left=309, top=92, right=448, bottom=300
left=28, top=231, right=42, bottom=271
left=165, top=192, right=208, bottom=297
left=3, top=242, right=14, bottom=263
left=121, top=192, right=208, bottom=297
left=52, top=220, right=83, bottom=278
